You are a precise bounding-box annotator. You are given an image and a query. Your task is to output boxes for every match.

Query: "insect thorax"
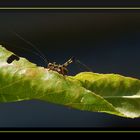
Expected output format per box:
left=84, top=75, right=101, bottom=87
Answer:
left=47, top=62, right=68, bottom=75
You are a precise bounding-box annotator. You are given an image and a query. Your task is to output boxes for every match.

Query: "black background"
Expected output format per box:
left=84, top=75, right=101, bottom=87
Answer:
left=0, top=9, right=140, bottom=129
left=0, top=1, right=139, bottom=7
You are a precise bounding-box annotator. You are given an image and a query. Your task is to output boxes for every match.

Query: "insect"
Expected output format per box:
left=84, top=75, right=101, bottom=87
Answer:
left=47, top=57, right=75, bottom=75
left=7, top=31, right=91, bottom=75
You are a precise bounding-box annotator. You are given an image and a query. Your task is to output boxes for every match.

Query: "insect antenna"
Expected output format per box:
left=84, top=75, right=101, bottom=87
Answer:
left=1, top=41, right=47, bottom=66
left=75, top=58, right=92, bottom=72
left=11, top=31, right=49, bottom=67
left=63, top=56, right=92, bottom=72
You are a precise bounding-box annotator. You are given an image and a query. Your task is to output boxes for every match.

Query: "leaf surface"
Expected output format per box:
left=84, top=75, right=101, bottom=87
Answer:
left=0, top=45, right=140, bottom=118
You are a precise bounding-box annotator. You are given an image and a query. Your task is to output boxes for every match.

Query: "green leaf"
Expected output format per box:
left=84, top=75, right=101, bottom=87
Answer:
left=0, top=45, right=140, bottom=118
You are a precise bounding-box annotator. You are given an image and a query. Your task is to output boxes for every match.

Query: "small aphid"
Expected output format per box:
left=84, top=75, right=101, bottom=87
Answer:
left=7, top=54, right=20, bottom=64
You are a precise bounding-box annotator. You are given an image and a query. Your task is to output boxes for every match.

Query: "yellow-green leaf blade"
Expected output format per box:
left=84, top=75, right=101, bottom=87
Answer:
left=0, top=45, right=140, bottom=118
